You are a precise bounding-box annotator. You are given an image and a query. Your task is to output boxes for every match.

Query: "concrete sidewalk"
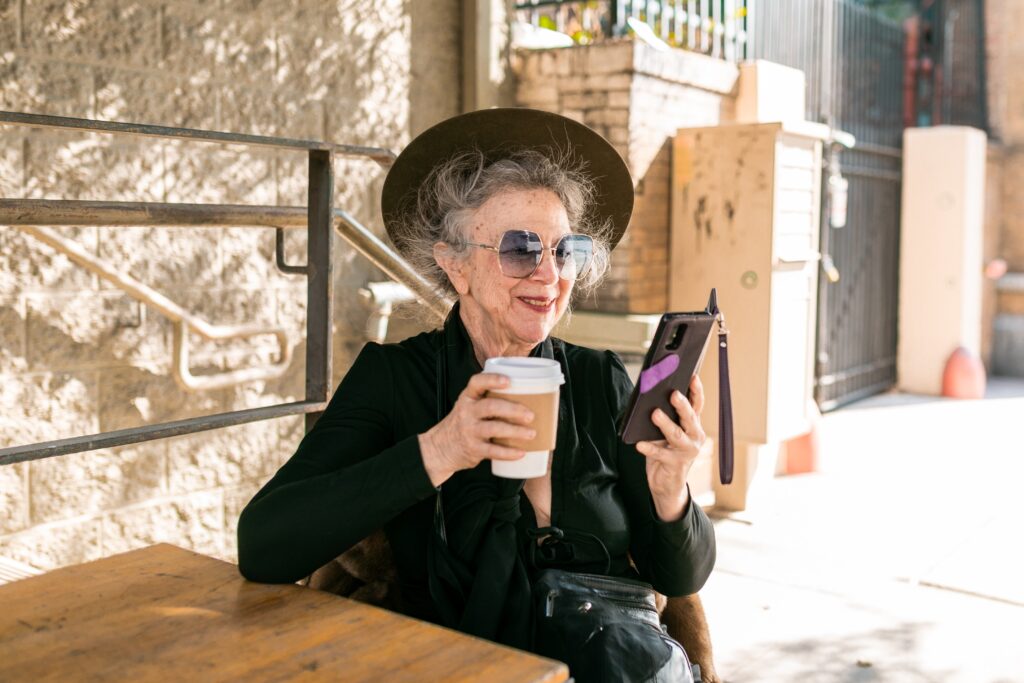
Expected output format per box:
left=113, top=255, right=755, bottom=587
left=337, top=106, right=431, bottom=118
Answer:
left=700, top=378, right=1024, bottom=683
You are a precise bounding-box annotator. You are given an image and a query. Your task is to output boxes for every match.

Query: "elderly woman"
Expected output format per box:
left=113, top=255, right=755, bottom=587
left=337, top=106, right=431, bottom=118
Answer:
left=237, top=108, right=716, bottom=681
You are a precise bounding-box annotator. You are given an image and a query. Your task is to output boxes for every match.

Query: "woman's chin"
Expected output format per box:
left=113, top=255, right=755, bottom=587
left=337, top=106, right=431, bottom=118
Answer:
left=511, top=314, right=560, bottom=346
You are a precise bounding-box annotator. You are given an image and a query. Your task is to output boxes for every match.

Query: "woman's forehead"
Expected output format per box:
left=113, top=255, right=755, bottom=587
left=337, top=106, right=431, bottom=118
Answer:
left=469, top=188, right=570, bottom=237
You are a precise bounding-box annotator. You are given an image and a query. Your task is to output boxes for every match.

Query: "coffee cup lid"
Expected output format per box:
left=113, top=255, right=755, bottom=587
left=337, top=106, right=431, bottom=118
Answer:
left=483, top=357, right=565, bottom=388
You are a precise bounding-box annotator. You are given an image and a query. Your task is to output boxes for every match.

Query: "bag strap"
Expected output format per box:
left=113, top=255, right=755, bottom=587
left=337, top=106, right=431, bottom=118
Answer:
left=526, top=525, right=612, bottom=575
left=434, top=332, right=449, bottom=545
left=707, top=289, right=734, bottom=485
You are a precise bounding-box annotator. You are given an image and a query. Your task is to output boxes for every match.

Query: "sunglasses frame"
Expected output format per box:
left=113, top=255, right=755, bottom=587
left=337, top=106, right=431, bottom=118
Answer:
left=465, top=230, right=594, bottom=281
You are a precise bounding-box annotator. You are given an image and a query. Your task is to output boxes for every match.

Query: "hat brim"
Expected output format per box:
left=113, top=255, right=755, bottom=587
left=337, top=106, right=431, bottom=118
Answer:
left=381, top=108, right=633, bottom=258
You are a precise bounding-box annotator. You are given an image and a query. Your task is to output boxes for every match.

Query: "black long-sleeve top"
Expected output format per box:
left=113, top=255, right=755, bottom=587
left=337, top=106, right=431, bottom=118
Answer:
left=237, top=308, right=716, bottom=623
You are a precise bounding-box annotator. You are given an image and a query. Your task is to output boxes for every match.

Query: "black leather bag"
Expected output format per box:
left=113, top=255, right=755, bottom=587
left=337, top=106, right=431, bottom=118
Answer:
left=531, top=569, right=696, bottom=683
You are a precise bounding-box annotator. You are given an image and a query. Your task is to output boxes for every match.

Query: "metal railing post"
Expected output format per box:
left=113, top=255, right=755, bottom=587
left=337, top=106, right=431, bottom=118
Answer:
left=0, top=111, right=446, bottom=464
left=977, top=0, right=989, bottom=132
left=687, top=0, right=696, bottom=50
left=699, top=0, right=709, bottom=53
left=305, top=150, right=334, bottom=433
left=611, top=0, right=626, bottom=36
left=745, top=0, right=754, bottom=60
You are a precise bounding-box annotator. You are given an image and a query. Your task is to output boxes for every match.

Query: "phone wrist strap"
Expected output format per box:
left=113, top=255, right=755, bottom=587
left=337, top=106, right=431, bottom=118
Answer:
left=714, top=311, right=734, bottom=485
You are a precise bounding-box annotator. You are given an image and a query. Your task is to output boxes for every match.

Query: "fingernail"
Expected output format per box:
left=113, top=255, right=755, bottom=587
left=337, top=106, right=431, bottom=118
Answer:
left=674, top=390, right=684, bottom=400
left=528, top=430, right=537, bottom=438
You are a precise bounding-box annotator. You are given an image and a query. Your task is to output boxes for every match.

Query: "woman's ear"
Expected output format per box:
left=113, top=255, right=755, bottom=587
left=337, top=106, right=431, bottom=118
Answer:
left=434, top=242, right=470, bottom=295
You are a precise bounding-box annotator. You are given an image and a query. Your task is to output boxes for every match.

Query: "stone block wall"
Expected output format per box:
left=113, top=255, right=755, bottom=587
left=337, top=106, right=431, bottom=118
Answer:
left=514, top=40, right=738, bottom=313
left=0, top=0, right=459, bottom=571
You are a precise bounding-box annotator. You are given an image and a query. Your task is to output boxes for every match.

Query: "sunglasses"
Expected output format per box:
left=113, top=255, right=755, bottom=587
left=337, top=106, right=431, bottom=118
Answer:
left=465, top=230, right=595, bottom=281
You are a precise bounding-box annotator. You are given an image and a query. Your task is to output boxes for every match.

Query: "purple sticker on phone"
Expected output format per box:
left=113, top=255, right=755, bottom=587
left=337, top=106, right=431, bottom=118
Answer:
left=639, top=354, right=679, bottom=394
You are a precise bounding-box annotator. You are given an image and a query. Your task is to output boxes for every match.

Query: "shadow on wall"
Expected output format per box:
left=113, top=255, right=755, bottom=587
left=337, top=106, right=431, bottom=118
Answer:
left=0, top=294, right=310, bottom=566
left=0, top=296, right=308, bottom=448
left=1, top=0, right=415, bottom=140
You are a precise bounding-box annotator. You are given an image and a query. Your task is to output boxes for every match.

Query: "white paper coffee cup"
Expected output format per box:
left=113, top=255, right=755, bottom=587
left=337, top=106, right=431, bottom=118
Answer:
left=483, top=357, right=564, bottom=479
left=492, top=449, right=550, bottom=479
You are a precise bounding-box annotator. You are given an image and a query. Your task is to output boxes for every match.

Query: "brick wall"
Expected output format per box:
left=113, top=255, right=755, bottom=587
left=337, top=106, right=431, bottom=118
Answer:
left=982, top=146, right=1004, bottom=367
left=986, top=0, right=1024, bottom=272
left=514, top=40, right=738, bottom=313
left=0, top=0, right=459, bottom=571
left=983, top=0, right=1024, bottom=374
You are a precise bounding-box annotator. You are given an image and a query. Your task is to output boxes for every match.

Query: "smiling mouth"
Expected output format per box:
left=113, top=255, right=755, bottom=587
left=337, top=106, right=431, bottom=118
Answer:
left=517, top=296, right=555, bottom=312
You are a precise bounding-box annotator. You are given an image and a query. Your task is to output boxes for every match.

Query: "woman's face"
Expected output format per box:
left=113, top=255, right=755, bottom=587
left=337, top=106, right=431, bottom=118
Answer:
left=444, top=188, right=575, bottom=350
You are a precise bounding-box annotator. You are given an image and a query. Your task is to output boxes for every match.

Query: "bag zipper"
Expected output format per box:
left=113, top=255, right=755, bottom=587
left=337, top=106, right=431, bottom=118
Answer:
left=551, top=573, right=661, bottom=618
left=571, top=573, right=656, bottom=600
left=603, top=596, right=661, bottom=620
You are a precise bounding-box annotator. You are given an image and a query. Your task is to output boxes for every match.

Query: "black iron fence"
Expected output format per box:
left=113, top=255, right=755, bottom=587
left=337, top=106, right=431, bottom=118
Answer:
left=753, top=0, right=907, bottom=410
left=514, top=0, right=751, bottom=61
left=909, top=0, right=987, bottom=131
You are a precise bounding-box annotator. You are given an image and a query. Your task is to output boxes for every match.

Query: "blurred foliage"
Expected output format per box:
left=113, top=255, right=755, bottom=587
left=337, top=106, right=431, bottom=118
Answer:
left=571, top=30, right=594, bottom=45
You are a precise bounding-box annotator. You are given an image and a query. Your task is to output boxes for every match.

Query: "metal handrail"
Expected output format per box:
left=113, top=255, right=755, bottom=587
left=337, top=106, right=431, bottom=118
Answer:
left=0, top=199, right=455, bottom=320
left=334, top=209, right=453, bottom=318
left=0, top=402, right=325, bottom=464
left=0, top=198, right=316, bottom=227
left=18, top=224, right=292, bottom=392
left=0, top=111, right=396, bottom=166
left=0, top=111, right=449, bottom=466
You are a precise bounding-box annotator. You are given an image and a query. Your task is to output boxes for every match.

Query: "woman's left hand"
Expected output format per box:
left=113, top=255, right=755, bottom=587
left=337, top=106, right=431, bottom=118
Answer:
left=635, top=375, right=714, bottom=522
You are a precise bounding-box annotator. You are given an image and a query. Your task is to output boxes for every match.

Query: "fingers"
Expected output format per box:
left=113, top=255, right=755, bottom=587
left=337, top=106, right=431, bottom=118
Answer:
left=483, top=443, right=529, bottom=461
left=475, top=397, right=535, bottom=425
left=647, top=392, right=705, bottom=453
left=429, top=372, right=540, bottom=475
left=477, top=418, right=536, bottom=443
left=636, top=440, right=686, bottom=466
left=464, top=372, right=510, bottom=399
left=651, top=407, right=688, bottom=446
left=463, top=374, right=536, bottom=460
left=636, top=435, right=712, bottom=463
left=652, top=404, right=705, bottom=448
left=635, top=440, right=672, bottom=463
left=669, top=390, right=704, bottom=443
left=688, top=375, right=705, bottom=415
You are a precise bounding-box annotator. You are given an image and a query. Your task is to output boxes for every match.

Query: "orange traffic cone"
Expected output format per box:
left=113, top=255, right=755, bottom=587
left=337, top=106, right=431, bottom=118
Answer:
left=783, top=399, right=821, bottom=475
left=941, top=346, right=986, bottom=399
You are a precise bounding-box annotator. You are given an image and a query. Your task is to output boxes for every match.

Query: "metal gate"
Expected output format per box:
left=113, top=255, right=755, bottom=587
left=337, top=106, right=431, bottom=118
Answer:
left=753, top=0, right=906, bottom=410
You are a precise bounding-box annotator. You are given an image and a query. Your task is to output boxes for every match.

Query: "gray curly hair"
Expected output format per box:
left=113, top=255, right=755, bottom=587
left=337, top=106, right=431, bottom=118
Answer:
left=397, top=148, right=613, bottom=302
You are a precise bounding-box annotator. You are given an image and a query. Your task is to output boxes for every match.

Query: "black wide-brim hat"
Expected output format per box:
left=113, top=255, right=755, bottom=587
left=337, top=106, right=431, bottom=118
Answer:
left=381, top=108, right=634, bottom=258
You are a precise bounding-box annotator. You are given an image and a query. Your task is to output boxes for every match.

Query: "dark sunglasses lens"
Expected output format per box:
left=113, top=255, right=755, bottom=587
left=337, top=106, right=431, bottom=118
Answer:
left=498, top=230, right=542, bottom=278
left=556, top=235, right=594, bottom=281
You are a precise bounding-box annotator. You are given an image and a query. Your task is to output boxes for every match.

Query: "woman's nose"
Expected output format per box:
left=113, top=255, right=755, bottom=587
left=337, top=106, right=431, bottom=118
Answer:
left=531, top=248, right=560, bottom=283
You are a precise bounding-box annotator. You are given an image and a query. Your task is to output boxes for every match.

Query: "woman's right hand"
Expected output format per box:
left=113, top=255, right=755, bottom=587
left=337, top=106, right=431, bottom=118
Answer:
left=418, top=373, right=536, bottom=487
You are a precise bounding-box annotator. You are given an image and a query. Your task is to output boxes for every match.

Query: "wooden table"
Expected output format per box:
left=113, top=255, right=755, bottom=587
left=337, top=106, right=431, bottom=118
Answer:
left=0, top=544, right=568, bottom=682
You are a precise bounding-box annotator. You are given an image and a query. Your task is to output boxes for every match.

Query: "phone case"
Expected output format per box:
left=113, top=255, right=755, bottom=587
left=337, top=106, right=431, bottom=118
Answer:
left=619, top=290, right=719, bottom=445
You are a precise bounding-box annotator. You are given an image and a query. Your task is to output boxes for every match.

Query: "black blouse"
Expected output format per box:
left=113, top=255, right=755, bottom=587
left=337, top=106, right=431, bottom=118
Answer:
left=237, top=308, right=716, bottom=625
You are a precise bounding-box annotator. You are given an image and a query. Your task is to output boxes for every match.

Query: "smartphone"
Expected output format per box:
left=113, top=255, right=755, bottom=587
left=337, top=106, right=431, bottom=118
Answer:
left=619, top=289, right=719, bottom=445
